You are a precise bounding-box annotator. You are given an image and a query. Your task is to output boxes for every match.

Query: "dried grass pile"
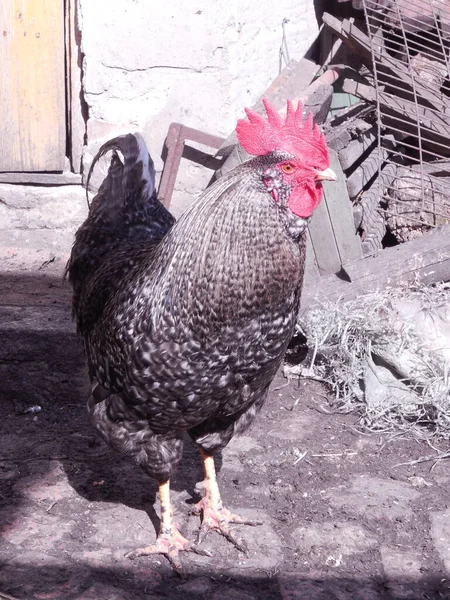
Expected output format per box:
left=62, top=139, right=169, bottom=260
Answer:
left=298, top=285, right=450, bottom=437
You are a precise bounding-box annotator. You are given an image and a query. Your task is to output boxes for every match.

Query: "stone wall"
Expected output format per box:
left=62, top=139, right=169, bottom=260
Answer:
left=0, top=0, right=319, bottom=257
left=79, top=0, right=319, bottom=215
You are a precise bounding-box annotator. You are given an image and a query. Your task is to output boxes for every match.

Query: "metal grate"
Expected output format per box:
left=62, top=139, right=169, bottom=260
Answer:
left=361, top=0, right=450, bottom=243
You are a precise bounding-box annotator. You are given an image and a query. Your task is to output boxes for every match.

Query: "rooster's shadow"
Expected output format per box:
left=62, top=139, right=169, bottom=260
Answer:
left=60, top=415, right=223, bottom=534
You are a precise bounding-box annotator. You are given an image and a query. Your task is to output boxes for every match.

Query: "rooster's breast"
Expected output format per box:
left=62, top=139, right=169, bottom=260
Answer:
left=90, top=285, right=299, bottom=435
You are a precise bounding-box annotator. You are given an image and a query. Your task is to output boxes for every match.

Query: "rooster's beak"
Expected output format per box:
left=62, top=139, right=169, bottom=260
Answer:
left=315, top=167, right=337, bottom=181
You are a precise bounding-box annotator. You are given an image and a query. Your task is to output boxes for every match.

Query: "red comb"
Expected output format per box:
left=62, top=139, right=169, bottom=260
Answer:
left=236, top=98, right=327, bottom=158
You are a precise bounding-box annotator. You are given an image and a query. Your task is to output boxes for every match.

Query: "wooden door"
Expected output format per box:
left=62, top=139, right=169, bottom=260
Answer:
left=0, top=0, right=66, bottom=172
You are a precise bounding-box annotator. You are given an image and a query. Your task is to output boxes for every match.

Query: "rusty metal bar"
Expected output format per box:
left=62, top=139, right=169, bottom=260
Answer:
left=157, top=123, right=225, bottom=208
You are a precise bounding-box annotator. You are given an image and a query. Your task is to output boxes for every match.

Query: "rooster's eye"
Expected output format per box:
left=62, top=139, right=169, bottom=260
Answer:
left=281, top=163, right=295, bottom=174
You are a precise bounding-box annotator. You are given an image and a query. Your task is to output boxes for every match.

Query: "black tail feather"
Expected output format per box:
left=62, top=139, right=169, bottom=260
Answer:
left=68, top=133, right=175, bottom=295
left=86, top=133, right=156, bottom=208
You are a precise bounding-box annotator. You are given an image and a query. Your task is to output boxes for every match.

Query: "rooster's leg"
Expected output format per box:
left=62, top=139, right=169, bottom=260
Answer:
left=126, top=479, right=210, bottom=572
left=193, top=449, right=262, bottom=553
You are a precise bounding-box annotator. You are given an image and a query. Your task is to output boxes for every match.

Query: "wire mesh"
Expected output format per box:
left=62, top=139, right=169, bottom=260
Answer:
left=360, top=0, right=450, bottom=244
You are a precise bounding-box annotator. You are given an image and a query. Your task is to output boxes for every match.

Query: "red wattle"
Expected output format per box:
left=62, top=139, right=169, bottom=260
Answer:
left=288, top=187, right=323, bottom=218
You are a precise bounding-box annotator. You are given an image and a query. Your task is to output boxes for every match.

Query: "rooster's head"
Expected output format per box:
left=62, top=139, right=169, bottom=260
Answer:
left=236, top=99, right=336, bottom=219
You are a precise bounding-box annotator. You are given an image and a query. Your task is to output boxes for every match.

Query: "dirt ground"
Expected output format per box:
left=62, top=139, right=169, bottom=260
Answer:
left=2, top=356, right=450, bottom=600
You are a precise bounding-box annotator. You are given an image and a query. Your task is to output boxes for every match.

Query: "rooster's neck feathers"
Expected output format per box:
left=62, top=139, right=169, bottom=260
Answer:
left=145, top=158, right=306, bottom=329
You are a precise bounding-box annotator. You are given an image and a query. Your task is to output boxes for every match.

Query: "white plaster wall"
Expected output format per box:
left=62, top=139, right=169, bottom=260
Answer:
left=0, top=184, right=87, bottom=255
left=78, top=0, right=319, bottom=215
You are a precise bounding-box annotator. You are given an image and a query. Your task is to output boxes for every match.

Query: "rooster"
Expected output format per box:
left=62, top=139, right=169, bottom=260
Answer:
left=68, top=99, right=336, bottom=572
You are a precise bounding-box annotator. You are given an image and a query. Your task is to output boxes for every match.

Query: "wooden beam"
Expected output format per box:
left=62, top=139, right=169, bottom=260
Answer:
left=322, top=13, right=450, bottom=117
left=66, top=0, right=85, bottom=173
left=301, top=224, right=450, bottom=311
left=322, top=149, right=362, bottom=264
left=343, top=223, right=450, bottom=283
left=308, top=194, right=342, bottom=276
left=304, top=230, right=320, bottom=284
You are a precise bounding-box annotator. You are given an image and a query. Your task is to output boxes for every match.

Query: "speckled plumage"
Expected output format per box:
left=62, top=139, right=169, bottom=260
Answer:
left=68, top=134, right=309, bottom=483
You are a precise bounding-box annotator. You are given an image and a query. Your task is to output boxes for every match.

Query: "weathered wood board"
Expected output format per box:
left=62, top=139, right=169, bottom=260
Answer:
left=342, top=79, right=450, bottom=154
left=322, top=149, right=362, bottom=264
left=308, top=189, right=342, bottom=275
left=301, top=224, right=450, bottom=311
left=342, top=223, right=450, bottom=285
left=323, top=12, right=450, bottom=118
left=65, top=0, right=84, bottom=173
left=306, top=148, right=362, bottom=275
left=0, top=0, right=66, bottom=171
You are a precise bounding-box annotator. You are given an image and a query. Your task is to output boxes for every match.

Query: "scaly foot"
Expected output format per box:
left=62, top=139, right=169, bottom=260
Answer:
left=126, top=523, right=211, bottom=574
left=192, top=496, right=262, bottom=554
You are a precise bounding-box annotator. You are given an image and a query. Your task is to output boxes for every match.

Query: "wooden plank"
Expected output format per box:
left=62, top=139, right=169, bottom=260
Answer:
left=66, top=0, right=85, bottom=173
left=319, top=24, right=335, bottom=68
left=0, top=172, right=82, bottom=185
left=338, top=126, right=376, bottom=171
left=322, top=149, right=362, bottom=264
left=342, top=77, right=450, bottom=135
left=308, top=190, right=342, bottom=276
left=343, top=224, right=450, bottom=283
left=301, top=224, right=450, bottom=311
left=0, top=0, right=66, bottom=171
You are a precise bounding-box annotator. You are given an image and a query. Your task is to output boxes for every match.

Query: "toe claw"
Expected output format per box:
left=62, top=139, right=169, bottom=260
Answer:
left=229, top=515, right=263, bottom=527
left=125, top=526, right=203, bottom=573
left=196, top=523, right=210, bottom=546
left=191, top=544, right=213, bottom=557
left=125, top=545, right=157, bottom=561
left=193, top=496, right=261, bottom=555
left=167, top=549, right=184, bottom=575
left=221, top=525, right=248, bottom=555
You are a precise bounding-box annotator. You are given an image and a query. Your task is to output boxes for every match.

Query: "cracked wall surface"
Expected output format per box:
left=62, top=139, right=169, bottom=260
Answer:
left=78, top=0, right=319, bottom=215
left=0, top=0, right=318, bottom=255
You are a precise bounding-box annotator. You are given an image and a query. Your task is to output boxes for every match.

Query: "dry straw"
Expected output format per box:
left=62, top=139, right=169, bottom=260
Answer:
left=298, top=285, right=450, bottom=438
